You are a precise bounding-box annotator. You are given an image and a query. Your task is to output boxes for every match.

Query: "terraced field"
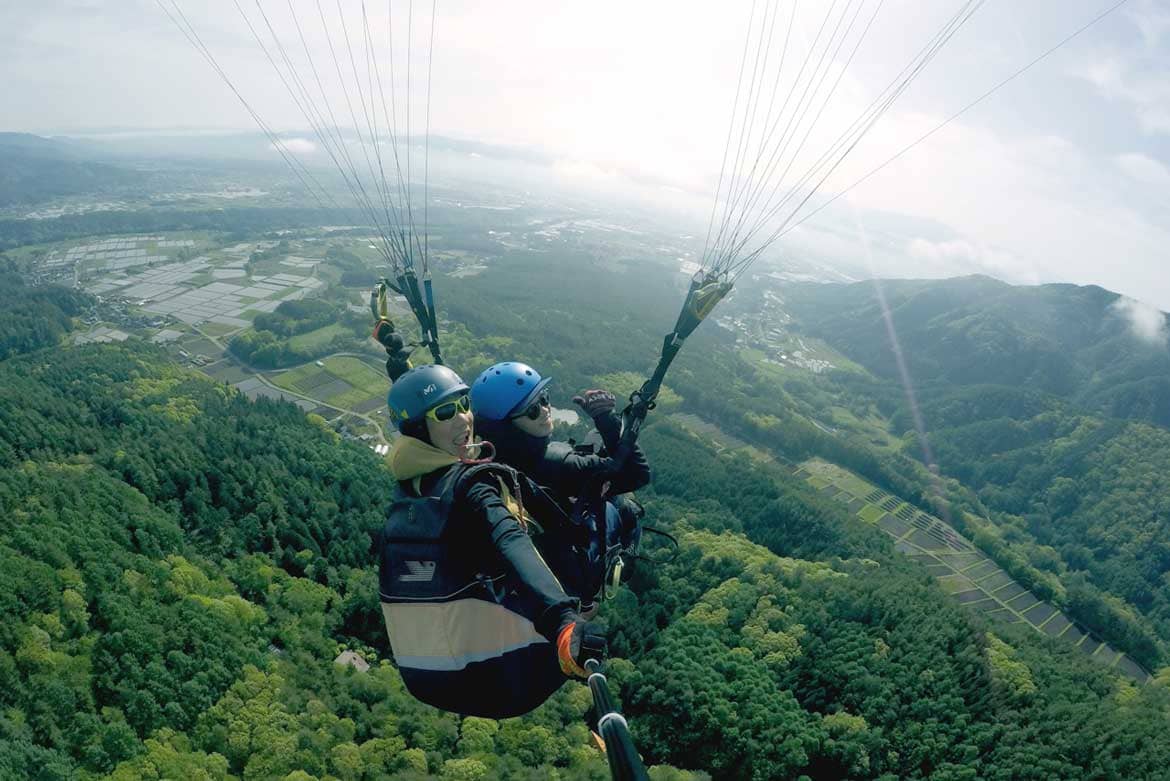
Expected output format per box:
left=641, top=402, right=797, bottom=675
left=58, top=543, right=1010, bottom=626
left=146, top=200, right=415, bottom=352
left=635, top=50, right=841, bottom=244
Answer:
left=796, top=458, right=1151, bottom=684
left=269, top=355, right=387, bottom=412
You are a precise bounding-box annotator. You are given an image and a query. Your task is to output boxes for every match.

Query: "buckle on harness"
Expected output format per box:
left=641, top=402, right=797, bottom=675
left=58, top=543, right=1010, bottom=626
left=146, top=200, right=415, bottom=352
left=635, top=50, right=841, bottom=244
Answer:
left=603, top=554, right=624, bottom=601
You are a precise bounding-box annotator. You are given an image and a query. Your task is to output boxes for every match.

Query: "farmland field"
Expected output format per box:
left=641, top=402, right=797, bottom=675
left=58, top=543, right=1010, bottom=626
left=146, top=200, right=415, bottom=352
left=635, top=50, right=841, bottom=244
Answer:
left=796, top=457, right=1151, bottom=684
left=288, top=323, right=350, bottom=351
left=320, top=356, right=386, bottom=393
left=269, top=355, right=386, bottom=411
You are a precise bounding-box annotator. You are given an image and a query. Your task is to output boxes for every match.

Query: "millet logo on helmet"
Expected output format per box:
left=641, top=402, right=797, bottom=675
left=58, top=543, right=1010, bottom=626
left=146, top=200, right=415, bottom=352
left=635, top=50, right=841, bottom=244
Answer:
left=422, top=383, right=437, bottom=395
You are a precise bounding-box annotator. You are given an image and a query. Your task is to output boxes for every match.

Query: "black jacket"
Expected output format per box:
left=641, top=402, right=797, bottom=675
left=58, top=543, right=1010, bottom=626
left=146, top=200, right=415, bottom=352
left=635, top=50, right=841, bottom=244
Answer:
left=480, top=410, right=651, bottom=508
left=379, top=462, right=578, bottom=717
left=413, top=464, right=578, bottom=640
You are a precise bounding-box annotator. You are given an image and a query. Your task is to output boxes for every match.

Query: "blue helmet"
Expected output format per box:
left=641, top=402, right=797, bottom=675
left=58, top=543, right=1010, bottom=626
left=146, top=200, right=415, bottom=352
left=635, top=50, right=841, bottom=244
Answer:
left=470, top=361, right=552, bottom=421
left=387, top=364, right=469, bottom=432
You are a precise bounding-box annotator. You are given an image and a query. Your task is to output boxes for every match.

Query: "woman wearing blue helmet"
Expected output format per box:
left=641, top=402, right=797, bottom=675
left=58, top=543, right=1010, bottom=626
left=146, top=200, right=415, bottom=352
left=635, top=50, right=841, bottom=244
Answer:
left=470, top=361, right=651, bottom=607
left=377, top=363, right=605, bottom=718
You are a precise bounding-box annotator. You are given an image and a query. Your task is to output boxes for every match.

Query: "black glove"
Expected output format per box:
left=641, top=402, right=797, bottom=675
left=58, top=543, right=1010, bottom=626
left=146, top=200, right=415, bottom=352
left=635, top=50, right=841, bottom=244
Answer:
left=373, top=320, right=413, bottom=381
left=557, top=618, right=607, bottom=678
left=572, top=389, right=616, bottom=420
left=385, top=353, right=413, bottom=382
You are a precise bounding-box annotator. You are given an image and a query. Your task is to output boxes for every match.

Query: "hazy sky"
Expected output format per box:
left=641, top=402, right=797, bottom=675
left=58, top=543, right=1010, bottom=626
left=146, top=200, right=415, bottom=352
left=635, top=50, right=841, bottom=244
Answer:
left=4, top=0, right=1170, bottom=307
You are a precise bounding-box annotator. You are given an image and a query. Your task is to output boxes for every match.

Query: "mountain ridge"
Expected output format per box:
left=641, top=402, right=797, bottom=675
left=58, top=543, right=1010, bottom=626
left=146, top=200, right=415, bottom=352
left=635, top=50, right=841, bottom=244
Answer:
left=783, top=274, right=1170, bottom=427
left=0, top=132, right=143, bottom=208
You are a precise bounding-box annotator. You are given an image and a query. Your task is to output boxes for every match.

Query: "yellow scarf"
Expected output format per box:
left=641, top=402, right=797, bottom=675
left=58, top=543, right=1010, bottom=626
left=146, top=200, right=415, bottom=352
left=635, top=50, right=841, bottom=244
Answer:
left=385, top=436, right=537, bottom=530
left=385, top=436, right=459, bottom=482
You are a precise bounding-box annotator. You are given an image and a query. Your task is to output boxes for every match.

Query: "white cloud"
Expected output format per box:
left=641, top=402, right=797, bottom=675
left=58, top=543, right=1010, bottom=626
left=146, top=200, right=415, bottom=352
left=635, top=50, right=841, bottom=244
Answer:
left=906, top=237, right=1032, bottom=282
left=1116, top=152, right=1170, bottom=186
left=820, top=104, right=1170, bottom=306
left=550, top=159, right=620, bottom=181
left=1139, top=108, right=1170, bottom=134
left=1110, top=295, right=1169, bottom=346
left=275, top=138, right=317, bottom=155
left=1126, top=0, right=1170, bottom=48
left=1076, top=3, right=1170, bottom=136
left=907, top=238, right=980, bottom=266
left=1079, top=56, right=1170, bottom=135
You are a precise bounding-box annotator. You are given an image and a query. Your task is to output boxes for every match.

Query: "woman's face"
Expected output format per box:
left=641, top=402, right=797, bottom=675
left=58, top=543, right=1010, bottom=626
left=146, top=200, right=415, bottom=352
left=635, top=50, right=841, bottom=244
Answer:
left=512, top=394, right=553, bottom=438
left=424, top=399, right=475, bottom=457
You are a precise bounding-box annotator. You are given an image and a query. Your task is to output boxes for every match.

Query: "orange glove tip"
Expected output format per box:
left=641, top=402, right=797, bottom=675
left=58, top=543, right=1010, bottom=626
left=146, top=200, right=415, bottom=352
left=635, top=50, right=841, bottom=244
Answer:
left=557, top=623, right=587, bottom=678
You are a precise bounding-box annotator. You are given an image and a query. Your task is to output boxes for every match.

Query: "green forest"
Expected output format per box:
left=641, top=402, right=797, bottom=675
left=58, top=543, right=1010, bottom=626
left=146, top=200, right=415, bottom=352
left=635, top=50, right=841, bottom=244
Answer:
left=2, top=242, right=1170, bottom=779
left=0, top=263, right=92, bottom=360
left=6, top=0, right=1170, bottom=774
left=4, top=333, right=1170, bottom=779
left=783, top=278, right=1170, bottom=671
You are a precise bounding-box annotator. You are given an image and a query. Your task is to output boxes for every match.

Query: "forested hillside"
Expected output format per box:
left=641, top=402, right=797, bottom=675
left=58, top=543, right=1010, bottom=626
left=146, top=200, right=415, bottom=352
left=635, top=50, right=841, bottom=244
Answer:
left=780, top=277, right=1170, bottom=670
left=6, top=208, right=1170, bottom=778
left=0, top=270, right=91, bottom=360
left=0, top=344, right=637, bottom=779
left=4, top=338, right=1170, bottom=779
left=783, top=275, right=1170, bottom=426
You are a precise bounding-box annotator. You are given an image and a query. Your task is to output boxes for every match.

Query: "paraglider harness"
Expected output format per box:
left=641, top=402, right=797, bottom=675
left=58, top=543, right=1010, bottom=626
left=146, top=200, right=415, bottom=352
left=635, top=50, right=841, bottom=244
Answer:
left=380, top=461, right=510, bottom=609
left=380, top=459, right=591, bottom=609
left=545, top=438, right=668, bottom=603
left=379, top=459, right=588, bottom=718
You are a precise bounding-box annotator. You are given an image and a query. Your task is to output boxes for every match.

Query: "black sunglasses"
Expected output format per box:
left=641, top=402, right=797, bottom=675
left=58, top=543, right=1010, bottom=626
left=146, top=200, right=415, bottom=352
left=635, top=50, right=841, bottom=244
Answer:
left=511, top=392, right=551, bottom=421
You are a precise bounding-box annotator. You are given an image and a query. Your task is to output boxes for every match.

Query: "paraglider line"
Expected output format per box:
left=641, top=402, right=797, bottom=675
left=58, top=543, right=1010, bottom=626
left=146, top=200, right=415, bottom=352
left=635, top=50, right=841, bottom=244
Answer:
left=335, top=0, right=401, bottom=253
left=711, top=0, right=843, bottom=262
left=375, top=0, right=423, bottom=270
left=157, top=0, right=335, bottom=211
left=726, top=0, right=983, bottom=277
left=246, top=0, right=402, bottom=265
left=709, top=0, right=784, bottom=268
left=721, top=0, right=880, bottom=268
left=281, top=0, right=399, bottom=259
left=701, top=0, right=759, bottom=266
left=723, top=0, right=979, bottom=274
left=784, top=0, right=1133, bottom=239
left=423, top=0, right=437, bottom=273
left=711, top=0, right=799, bottom=264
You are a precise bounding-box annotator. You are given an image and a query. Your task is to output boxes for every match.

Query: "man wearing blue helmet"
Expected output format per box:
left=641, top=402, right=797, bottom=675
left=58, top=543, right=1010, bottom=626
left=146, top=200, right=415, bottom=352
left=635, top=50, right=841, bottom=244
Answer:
left=470, top=361, right=651, bottom=608
left=377, top=363, right=605, bottom=718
